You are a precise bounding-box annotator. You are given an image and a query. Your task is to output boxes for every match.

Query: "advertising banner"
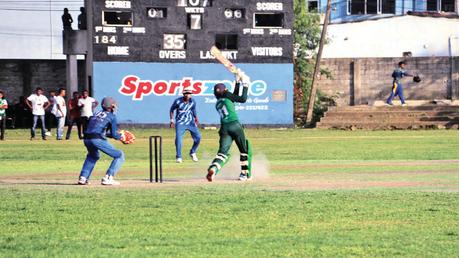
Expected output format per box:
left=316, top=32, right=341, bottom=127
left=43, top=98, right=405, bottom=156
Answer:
left=93, top=62, right=293, bottom=125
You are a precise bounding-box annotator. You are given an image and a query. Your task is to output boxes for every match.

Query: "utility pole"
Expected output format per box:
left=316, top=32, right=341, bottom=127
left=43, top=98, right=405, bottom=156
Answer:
left=305, top=0, right=332, bottom=126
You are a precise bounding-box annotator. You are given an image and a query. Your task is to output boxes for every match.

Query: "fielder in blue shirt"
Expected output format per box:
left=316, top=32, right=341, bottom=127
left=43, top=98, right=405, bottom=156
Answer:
left=170, top=88, right=201, bottom=163
left=386, top=61, right=414, bottom=106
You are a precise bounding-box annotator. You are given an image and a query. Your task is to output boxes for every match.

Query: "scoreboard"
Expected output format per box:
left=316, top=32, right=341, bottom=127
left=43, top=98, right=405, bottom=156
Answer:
left=91, top=0, right=294, bottom=125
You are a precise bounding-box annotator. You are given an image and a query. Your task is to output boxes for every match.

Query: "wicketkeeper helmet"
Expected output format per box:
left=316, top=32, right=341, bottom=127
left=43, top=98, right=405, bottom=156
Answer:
left=101, top=97, right=118, bottom=111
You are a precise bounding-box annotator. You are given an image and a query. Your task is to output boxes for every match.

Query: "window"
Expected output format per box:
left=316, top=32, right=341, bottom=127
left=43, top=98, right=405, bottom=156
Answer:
left=253, top=13, right=284, bottom=28
left=441, top=0, right=455, bottom=12
left=308, top=0, right=319, bottom=12
left=381, top=0, right=395, bottom=13
left=147, top=7, right=167, bottom=19
left=163, top=34, right=187, bottom=50
left=350, top=0, right=365, bottom=14
left=348, top=0, right=395, bottom=14
left=188, top=14, right=202, bottom=30
left=427, top=0, right=437, bottom=11
left=103, top=11, right=132, bottom=26
left=215, top=34, right=238, bottom=50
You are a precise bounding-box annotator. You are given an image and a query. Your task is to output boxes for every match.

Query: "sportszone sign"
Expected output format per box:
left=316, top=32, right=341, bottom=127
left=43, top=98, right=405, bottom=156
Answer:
left=119, top=75, right=268, bottom=100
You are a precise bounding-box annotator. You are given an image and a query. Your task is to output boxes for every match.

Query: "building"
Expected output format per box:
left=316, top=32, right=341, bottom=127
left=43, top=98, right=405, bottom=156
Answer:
left=311, top=0, right=459, bottom=105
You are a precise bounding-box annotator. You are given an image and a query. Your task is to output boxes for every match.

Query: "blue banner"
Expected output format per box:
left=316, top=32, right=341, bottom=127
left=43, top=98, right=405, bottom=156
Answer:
left=93, top=62, right=293, bottom=125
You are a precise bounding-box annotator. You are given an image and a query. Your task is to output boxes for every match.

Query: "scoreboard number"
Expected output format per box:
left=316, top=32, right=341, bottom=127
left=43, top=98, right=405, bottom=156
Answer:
left=163, top=34, right=186, bottom=50
left=147, top=7, right=167, bottom=18
left=94, top=35, right=117, bottom=44
left=177, top=0, right=211, bottom=7
left=224, top=9, right=244, bottom=19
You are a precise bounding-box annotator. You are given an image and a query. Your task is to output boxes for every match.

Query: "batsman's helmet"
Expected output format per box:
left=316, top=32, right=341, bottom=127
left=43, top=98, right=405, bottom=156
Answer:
left=213, top=83, right=227, bottom=98
left=101, top=97, right=118, bottom=112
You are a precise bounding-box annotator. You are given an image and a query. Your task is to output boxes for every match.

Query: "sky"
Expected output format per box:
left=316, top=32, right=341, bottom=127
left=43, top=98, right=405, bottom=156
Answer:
left=0, top=0, right=84, bottom=59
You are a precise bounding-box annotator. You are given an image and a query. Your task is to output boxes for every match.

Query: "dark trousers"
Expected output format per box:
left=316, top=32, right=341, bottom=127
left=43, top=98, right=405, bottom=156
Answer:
left=208, top=121, right=252, bottom=176
left=66, top=117, right=82, bottom=139
left=80, top=116, right=90, bottom=134
left=387, top=82, right=406, bottom=105
left=0, top=115, right=5, bottom=140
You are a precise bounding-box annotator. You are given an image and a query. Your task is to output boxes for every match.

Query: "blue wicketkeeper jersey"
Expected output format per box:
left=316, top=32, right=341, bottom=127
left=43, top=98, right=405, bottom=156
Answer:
left=85, top=110, right=121, bottom=140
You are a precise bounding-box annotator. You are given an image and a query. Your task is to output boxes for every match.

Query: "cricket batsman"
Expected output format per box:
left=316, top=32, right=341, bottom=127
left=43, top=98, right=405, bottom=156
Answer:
left=206, top=70, right=252, bottom=182
left=77, top=97, right=134, bottom=186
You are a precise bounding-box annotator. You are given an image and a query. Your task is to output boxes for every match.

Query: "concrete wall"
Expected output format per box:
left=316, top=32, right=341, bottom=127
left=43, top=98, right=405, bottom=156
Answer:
left=317, top=57, right=456, bottom=106
left=323, top=16, right=459, bottom=58
left=0, top=60, right=86, bottom=104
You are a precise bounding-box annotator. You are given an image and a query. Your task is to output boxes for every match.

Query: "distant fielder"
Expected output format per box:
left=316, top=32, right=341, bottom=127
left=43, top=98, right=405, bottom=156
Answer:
left=386, top=61, right=420, bottom=106
left=169, top=88, right=201, bottom=163
left=78, top=97, right=135, bottom=186
left=206, top=70, right=252, bottom=182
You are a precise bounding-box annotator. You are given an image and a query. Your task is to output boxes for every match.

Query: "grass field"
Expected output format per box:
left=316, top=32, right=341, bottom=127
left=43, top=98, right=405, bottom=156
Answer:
left=1, top=128, right=459, bottom=257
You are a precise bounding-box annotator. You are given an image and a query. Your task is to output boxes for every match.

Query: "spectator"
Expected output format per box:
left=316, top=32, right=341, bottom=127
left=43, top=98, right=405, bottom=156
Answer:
left=78, top=7, right=87, bottom=30
left=52, top=88, right=67, bottom=140
left=46, top=90, right=56, bottom=136
left=78, top=90, right=98, bottom=135
left=26, top=87, right=50, bottom=140
left=14, top=96, right=30, bottom=128
left=62, top=8, right=73, bottom=31
left=0, top=90, right=8, bottom=140
left=66, top=91, right=82, bottom=140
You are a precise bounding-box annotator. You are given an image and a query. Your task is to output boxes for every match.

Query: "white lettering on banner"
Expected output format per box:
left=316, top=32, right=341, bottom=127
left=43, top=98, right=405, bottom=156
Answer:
left=251, top=47, right=283, bottom=56
left=185, top=7, right=205, bottom=13
left=159, top=50, right=186, bottom=59
left=200, top=50, right=238, bottom=60
left=118, top=76, right=268, bottom=100
left=256, top=2, right=283, bottom=11
left=243, top=28, right=264, bottom=35
left=105, top=0, right=131, bottom=8
left=107, top=46, right=129, bottom=55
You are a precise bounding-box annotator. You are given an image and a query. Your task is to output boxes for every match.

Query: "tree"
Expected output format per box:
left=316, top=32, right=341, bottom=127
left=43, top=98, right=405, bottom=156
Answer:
left=293, top=0, right=328, bottom=126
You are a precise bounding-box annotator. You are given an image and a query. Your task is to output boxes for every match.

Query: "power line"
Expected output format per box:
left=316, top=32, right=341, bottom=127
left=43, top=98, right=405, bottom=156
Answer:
left=0, top=8, right=80, bottom=11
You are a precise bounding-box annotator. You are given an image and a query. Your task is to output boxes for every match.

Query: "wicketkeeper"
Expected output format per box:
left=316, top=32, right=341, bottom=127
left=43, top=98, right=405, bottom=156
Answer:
left=78, top=97, right=135, bottom=186
left=206, top=70, right=252, bottom=182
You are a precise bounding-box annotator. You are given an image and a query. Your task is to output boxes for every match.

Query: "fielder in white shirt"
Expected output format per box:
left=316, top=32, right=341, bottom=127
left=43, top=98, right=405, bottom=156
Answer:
left=52, top=88, right=67, bottom=140
left=78, top=90, right=98, bottom=134
left=26, top=87, right=50, bottom=140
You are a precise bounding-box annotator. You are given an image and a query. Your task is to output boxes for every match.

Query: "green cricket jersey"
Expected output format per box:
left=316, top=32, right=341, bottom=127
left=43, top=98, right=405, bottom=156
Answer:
left=0, top=99, right=7, bottom=116
left=216, top=83, right=248, bottom=124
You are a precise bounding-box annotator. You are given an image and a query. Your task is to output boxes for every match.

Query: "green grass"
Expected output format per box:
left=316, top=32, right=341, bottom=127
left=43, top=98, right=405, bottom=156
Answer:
left=1, top=129, right=459, bottom=257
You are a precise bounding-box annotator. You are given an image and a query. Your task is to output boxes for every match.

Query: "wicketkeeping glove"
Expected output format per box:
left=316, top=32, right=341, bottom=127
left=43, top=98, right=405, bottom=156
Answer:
left=119, top=130, right=136, bottom=144
left=413, top=75, right=421, bottom=83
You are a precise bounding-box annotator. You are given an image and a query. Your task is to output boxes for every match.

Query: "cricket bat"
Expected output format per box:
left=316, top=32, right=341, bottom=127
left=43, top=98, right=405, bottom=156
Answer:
left=210, top=46, right=240, bottom=76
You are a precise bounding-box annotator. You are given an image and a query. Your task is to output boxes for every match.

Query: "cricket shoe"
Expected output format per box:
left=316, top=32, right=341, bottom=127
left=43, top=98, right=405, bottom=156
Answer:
left=190, top=153, right=199, bottom=162
left=206, top=166, right=216, bottom=182
left=176, top=158, right=183, bottom=163
left=238, top=173, right=252, bottom=181
left=77, top=176, right=90, bottom=185
left=101, top=175, right=120, bottom=186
